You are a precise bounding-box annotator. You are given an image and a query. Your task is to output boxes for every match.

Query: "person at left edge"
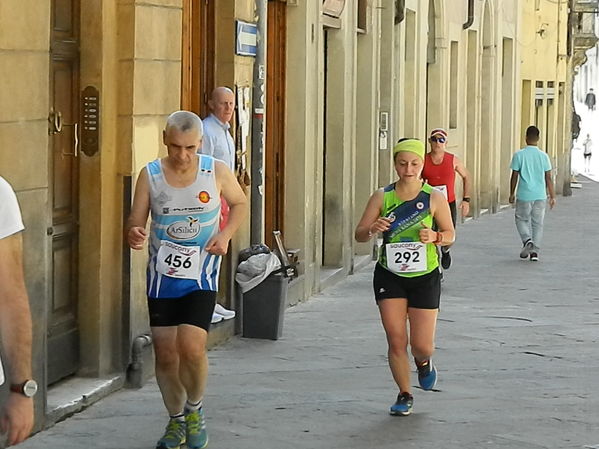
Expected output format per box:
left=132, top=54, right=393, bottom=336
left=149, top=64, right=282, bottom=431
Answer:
left=126, top=111, right=247, bottom=449
left=0, top=176, right=36, bottom=447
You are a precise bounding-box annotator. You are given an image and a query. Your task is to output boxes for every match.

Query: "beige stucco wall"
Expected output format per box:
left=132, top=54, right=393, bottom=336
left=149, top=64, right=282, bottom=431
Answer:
left=118, top=0, right=184, bottom=361
left=285, top=1, right=383, bottom=301
left=0, top=0, right=51, bottom=426
left=123, top=0, right=254, bottom=323
left=216, top=1, right=253, bottom=307
left=400, top=0, right=521, bottom=213
left=283, top=0, right=534, bottom=304
left=519, top=0, right=571, bottom=194
left=0, top=1, right=576, bottom=424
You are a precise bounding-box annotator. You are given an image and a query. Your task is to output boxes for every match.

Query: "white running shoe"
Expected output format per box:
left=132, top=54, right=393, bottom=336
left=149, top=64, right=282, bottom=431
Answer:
left=211, top=312, right=224, bottom=324
left=214, top=303, right=236, bottom=320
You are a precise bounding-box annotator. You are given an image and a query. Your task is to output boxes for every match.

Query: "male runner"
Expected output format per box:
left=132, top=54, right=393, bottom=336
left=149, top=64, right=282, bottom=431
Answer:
left=127, top=111, right=247, bottom=449
left=421, top=128, right=471, bottom=269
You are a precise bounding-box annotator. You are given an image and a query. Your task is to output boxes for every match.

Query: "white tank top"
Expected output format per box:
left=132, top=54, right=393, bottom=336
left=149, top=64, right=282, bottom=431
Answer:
left=146, top=155, right=221, bottom=298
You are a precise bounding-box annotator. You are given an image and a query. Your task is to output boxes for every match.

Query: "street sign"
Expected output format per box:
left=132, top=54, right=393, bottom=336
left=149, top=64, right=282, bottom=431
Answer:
left=236, top=21, right=257, bottom=57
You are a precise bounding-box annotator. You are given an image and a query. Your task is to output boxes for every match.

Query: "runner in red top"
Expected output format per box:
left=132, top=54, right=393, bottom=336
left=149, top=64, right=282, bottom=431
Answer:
left=421, top=128, right=472, bottom=270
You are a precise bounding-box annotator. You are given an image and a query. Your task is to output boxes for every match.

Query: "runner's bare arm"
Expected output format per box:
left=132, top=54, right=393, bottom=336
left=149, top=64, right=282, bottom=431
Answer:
left=454, top=156, right=471, bottom=216
left=214, top=161, right=247, bottom=241
left=126, top=168, right=151, bottom=250
left=429, top=190, right=455, bottom=246
left=454, top=156, right=472, bottom=198
left=355, top=189, right=390, bottom=242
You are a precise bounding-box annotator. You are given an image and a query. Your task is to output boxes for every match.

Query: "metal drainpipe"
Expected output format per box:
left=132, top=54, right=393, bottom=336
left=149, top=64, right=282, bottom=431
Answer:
left=463, top=0, right=474, bottom=29
left=251, top=0, right=267, bottom=244
left=126, top=334, right=153, bottom=388
left=395, top=0, right=405, bottom=24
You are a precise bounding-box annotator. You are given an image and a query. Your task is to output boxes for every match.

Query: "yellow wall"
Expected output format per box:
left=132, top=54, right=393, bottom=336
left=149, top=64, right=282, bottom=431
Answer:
left=519, top=0, right=570, bottom=193
left=0, top=0, right=51, bottom=427
left=283, top=0, right=526, bottom=303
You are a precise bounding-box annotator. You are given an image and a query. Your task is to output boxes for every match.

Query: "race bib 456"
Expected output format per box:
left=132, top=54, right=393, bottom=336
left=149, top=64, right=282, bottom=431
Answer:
left=156, top=241, right=201, bottom=279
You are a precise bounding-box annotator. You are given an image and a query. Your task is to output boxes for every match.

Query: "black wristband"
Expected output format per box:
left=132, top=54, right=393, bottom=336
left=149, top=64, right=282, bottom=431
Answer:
left=462, top=197, right=471, bottom=203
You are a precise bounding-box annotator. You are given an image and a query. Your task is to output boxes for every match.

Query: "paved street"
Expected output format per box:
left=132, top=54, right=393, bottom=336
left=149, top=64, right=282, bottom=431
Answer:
left=19, top=179, right=599, bottom=449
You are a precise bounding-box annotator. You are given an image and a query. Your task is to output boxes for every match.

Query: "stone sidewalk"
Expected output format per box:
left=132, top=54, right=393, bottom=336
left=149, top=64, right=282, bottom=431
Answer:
left=18, top=178, right=599, bottom=449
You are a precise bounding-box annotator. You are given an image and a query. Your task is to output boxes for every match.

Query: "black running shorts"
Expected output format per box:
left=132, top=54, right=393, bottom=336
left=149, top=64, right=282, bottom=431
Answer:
left=373, top=263, right=441, bottom=309
left=448, top=201, right=457, bottom=227
left=147, top=290, right=217, bottom=331
left=432, top=200, right=457, bottom=231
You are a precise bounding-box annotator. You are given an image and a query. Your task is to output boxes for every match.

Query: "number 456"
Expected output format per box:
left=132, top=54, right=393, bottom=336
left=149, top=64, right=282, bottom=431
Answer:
left=164, top=254, right=192, bottom=269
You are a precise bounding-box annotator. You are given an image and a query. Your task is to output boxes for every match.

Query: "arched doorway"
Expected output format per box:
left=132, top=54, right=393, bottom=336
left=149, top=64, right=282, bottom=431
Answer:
left=500, top=38, right=515, bottom=204
left=479, top=0, right=495, bottom=211
left=425, top=0, right=444, bottom=136
left=465, top=30, right=479, bottom=216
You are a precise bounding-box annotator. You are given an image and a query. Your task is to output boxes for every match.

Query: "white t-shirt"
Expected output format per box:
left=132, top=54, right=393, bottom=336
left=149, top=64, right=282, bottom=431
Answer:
left=0, top=176, right=24, bottom=240
left=0, top=176, right=24, bottom=385
left=583, top=138, right=592, bottom=155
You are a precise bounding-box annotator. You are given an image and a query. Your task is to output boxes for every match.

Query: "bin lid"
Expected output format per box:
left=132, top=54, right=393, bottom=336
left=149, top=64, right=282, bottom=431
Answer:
left=236, top=253, right=281, bottom=293
left=238, top=244, right=271, bottom=263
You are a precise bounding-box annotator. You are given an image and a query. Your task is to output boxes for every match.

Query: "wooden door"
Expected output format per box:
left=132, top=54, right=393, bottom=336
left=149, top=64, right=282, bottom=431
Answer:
left=181, top=0, right=215, bottom=118
left=48, top=0, right=80, bottom=384
left=265, top=0, right=287, bottom=249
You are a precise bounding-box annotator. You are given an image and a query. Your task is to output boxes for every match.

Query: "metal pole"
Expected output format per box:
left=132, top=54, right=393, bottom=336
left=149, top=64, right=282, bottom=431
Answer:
left=251, top=0, right=267, bottom=244
left=463, top=0, right=474, bottom=29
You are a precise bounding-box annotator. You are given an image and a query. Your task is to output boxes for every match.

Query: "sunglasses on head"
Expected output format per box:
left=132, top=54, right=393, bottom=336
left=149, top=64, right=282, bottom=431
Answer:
left=430, top=136, right=446, bottom=143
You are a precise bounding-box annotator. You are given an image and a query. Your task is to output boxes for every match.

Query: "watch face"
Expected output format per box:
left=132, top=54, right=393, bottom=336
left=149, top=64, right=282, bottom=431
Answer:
left=23, top=380, right=38, bottom=397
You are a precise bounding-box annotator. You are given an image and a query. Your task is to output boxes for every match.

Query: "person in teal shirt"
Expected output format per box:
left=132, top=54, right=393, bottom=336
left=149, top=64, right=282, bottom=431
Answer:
left=355, top=139, right=455, bottom=417
left=509, top=126, right=556, bottom=261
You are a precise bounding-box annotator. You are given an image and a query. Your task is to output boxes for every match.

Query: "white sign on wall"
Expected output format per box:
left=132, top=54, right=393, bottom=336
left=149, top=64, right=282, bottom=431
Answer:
left=236, top=21, right=258, bottom=57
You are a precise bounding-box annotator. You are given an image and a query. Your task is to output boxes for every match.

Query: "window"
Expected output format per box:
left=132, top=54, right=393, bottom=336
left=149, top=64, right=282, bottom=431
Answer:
left=323, top=0, right=345, bottom=17
left=357, top=0, right=368, bottom=33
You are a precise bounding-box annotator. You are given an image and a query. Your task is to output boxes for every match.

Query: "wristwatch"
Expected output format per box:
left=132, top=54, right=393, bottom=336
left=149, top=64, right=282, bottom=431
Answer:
left=10, top=379, right=38, bottom=398
left=462, top=197, right=471, bottom=203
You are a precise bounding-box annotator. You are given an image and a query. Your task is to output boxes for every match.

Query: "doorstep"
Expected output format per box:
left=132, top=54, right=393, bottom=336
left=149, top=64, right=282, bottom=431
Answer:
left=46, top=375, right=124, bottom=428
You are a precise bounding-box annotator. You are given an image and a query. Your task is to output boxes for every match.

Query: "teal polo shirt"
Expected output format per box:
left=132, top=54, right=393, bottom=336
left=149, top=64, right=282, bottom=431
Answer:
left=510, top=145, right=552, bottom=201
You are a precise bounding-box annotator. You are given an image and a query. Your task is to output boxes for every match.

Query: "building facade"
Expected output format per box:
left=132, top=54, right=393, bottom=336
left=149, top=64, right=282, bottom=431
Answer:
left=0, top=0, right=256, bottom=433
left=283, top=0, right=524, bottom=304
left=0, top=0, right=594, bottom=435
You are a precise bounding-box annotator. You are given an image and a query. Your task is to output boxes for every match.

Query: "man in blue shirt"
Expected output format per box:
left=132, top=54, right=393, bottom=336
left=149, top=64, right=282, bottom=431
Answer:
left=509, top=126, right=556, bottom=261
left=200, top=86, right=237, bottom=247
left=200, top=87, right=236, bottom=170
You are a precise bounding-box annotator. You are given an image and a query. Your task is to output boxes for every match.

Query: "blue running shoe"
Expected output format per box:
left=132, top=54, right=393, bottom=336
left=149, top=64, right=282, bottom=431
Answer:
left=156, top=418, right=186, bottom=449
left=185, top=408, right=209, bottom=449
left=389, top=392, right=413, bottom=416
left=416, top=359, right=437, bottom=390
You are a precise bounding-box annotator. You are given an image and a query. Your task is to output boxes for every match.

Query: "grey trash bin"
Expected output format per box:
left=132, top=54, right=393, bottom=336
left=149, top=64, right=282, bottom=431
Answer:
left=242, top=272, right=288, bottom=340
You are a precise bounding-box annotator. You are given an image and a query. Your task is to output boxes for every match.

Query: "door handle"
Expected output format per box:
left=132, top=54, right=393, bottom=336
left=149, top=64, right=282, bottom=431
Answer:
left=50, top=109, right=79, bottom=157
left=61, top=123, right=79, bottom=157
left=48, top=109, right=63, bottom=135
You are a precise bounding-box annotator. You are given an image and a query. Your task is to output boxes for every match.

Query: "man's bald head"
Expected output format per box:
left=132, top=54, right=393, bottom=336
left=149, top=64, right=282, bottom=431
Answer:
left=208, top=87, right=235, bottom=124
left=211, top=87, right=234, bottom=101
